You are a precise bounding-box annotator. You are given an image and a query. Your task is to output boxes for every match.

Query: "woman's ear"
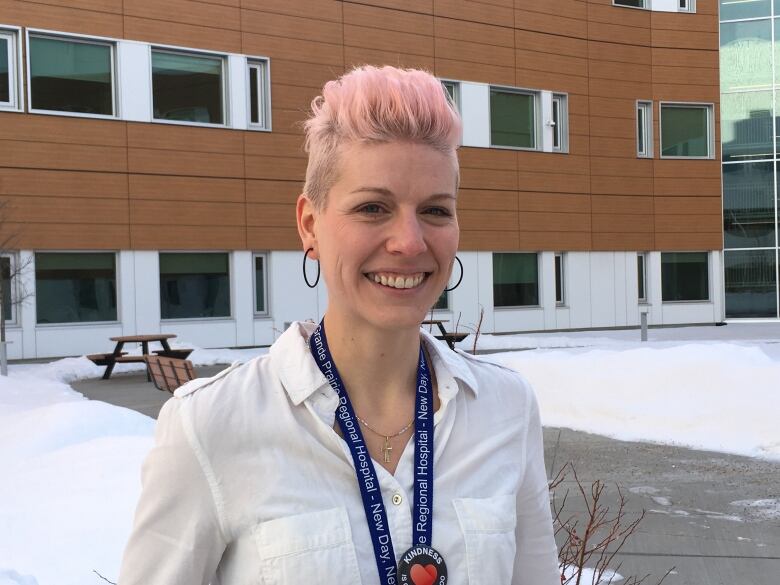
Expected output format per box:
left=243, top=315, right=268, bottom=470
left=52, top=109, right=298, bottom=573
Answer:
left=296, top=194, right=318, bottom=258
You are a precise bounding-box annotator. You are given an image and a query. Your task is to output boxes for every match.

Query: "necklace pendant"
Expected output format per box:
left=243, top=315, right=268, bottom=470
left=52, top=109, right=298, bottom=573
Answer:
left=383, top=436, right=392, bottom=463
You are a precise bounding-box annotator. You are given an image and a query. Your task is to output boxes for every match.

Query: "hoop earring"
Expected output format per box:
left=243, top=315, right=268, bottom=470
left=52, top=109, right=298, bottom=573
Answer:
left=303, top=247, right=320, bottom=288
left=444, top=256, right=463, bottom=292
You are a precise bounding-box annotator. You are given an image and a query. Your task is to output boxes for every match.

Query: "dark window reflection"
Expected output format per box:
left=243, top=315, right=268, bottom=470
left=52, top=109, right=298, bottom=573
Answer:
left=152, top=50, right=223, bottom=124
left=160, top=253, right=230, bottom=319
left=29, top=36, right=113, bottom=115
left=661, top=252, right=709, bottom=302
left=493, top=253, right=539, bottom=307
left=0, top=38, right=9, bottom=103
left=725, top=249, right=777, bottom=318
left=723, top=162, right=775, bottom=248
left=35, top=253, right=117, bottom=323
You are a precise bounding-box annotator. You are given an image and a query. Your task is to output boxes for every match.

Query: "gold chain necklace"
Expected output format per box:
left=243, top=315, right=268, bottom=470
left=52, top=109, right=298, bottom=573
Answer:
left=355, top=414, right=415, bottom=463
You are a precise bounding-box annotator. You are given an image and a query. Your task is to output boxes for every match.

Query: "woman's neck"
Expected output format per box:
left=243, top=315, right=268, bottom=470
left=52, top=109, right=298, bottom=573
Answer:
left=322, top=312, right=421, bottom=418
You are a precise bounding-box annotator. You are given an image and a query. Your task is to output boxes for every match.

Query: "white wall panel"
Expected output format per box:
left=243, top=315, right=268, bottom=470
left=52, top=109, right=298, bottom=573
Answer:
left=647, top=252, right=663, bottom=325
left=477, top=251, right=496, bottom=331
left=613, top=253, right=628, bottom=327
left=269, top=251, right=322, bottom=338
left=19, top=250, right=36, bottom=358
left=36, top=324, right=124, bottom=357
left=133, top=251, right=160, bottom=334
left=460, top=83, right=490, bottom=148
left=232, top=251, right=254, bottom=346
left=450, top=251, right=482, bottom=334
left=493, top=308, right=545, bottom=332
left=117, top=251, right=136, bottom=336
left=590, top=253, right=615, bottom=327
left=117, top=41, right=151, bottom=122
left=540, top=252, right=556, bottom=328
left=228, top=54, right=247, bottom=129
left=161, top=319, right=237, bottom=349
left=567, top=252, right=591, bottom=329
left=652, top=0, right=681, bottom=12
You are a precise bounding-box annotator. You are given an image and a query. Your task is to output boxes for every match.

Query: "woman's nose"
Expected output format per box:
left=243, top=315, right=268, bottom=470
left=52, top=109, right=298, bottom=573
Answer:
left=387, top=214, right=427, bottom=256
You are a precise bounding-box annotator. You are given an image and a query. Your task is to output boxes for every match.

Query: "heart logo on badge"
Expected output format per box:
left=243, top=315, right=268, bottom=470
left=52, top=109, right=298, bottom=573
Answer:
left=409, top=563, right=438, bottom=585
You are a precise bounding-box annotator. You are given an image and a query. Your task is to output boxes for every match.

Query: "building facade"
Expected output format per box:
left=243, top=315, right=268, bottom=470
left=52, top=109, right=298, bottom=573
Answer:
left=720, top=0, right=780, bottom=318
left=0, top=0, right=722, bottom=359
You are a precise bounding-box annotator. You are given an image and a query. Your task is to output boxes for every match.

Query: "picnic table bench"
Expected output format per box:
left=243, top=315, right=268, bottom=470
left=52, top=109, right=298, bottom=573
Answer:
left=87, top=334, right=192, bottom=380
left=422, top=319, right=468, bottom=350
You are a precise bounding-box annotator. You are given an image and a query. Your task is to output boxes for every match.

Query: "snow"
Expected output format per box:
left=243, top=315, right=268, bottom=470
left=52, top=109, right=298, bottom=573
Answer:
left=1, top=325, right=778, bottom=584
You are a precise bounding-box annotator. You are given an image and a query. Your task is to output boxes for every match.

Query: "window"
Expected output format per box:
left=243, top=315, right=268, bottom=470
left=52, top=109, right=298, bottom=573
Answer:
left=724, top=249, right=777, bottom=318
left=442, top=80, right=459, bottom=110
left=432, top=290, right=448, bottom=311
left=0, top=29, right=18, bottom=109
left=552, top=94, right=568, bottom=153
left=248, top=60, right=270, bottom=129
left=660, top=104, right=713, bottom=158
left=554, top=253, right=565, bottom=305
left=720, top=0, right=770, bottom=21
left=160, top=253, right=230, bottom=319
left=490, top=88, right=536, bottom=149
left=493, top=253, right=539, bottom=307
left=637, top=101, right=653, bottom=158
left=254, top=254, right=268, bottom=314
left=678, top=0, right=694, bottom=11
left=28, top=34, right=115, bottom=116
left=661, top=252, right=709, bottom=302
left=637, top=253, right=647, bottom=303
left=35, top=253, right=117, bottom=324
left=613, top=0, right=646, bottom=7
left=152, top=49, right=225, bottom=125
left=1, top=256, right=13, bottom=322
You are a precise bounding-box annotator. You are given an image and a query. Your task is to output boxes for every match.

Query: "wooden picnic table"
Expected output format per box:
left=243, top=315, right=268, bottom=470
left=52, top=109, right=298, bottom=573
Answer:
left=421, top=319, right=467, bottom=350
left=89, top=334, right=179, bottom=380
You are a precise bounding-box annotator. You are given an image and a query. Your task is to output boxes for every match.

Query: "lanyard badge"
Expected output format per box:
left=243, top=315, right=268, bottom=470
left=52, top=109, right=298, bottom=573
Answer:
left=309, top=322, right=448, bottom=585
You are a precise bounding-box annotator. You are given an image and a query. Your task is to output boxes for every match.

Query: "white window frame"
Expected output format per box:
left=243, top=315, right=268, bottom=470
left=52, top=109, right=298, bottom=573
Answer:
left=34, top=250, right=121, bottom=327
left=247, top=58, right=271, bottom=131
left=441, top=79, right=460, bottom=112
left=489, top=85, right=541, bottom=152
left=637, top=100, right=653, bottom=158
left=0, top=26, right=21, bottom=111
left=554, top=252, right=565, bottom=306
left=612, top=0, right=647, bottom=9
left=252, top=252, right=270, bottom=316
left=659, top=102, right=715, bottom=160
left=0, top=253, right=19, bottom=325
left=150, top=45, right=229, bottom=128
left=637, top=252, right=648, bottom=303
left=26, top=29, right=118, bottom=120
left=551, top=93, right=569, bottom=153
left=678, top=0, right=695, bottom=12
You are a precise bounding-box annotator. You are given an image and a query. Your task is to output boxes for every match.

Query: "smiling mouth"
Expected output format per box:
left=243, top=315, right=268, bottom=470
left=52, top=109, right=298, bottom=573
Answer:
left=365, top=272, right=429, bottom=290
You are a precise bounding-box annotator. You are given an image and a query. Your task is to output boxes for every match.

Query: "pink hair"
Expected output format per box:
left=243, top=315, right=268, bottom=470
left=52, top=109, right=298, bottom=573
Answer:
left=302, top=65, right=462, bottom=209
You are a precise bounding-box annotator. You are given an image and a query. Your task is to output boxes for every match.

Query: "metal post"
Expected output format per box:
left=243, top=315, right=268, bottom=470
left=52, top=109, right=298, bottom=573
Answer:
left=0, top=341, right=7, bottom=376
left=640, top=312, right=648, bottom=342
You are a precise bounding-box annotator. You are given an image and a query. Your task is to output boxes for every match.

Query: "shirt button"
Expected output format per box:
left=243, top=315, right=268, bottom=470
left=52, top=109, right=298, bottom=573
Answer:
left=392, top=493, right=403, bottom=506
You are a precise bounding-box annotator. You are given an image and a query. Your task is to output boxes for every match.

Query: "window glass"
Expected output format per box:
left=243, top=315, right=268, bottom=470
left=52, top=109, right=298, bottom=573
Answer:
left=35, top=253, right=117, bottom=323
left=719, top=0, right=770, bottom=20
left=493, top=253, right=539, bottom=307
left=721, top=91, right=773, bottom=162
left=555, top=254, right=564, bottom=304
left=442, top=81, right=458, bottom=109
left=637, top=254, right=647, bottom=302
left=1, top=257, right=11, bottom=321
left=661, top=105, right=710, bottom=157
left=614, top=0, right=645, bottom=6
left=552, top=94, right=568, bottom=152
left=248, top=61, right=268, bottom=128
left=637, top=101, right=653, bottom=157
left=490, top=89, right=535, bottom=148
left=152, top=50, right=223, bottom=124
left=723, top=162, right=775, bottom=248
left=160, top=253, right=230, bottom=319
left=0, top=36, right=9, bottom=104
left=433, top=290, right=448, bottom=310
left=255, top=255, right=265, bottom=313
left=720, top=20, right=771, bottom=92
left=661, top=252, right=709, bottom=302
left=724, top=249, right=777, bottom=318
left=29, top=35, right=113, bottom=115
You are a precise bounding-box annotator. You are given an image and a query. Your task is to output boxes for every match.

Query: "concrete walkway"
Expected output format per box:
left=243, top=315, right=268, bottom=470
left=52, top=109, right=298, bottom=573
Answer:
left=71, top=369, right=780, bottom=585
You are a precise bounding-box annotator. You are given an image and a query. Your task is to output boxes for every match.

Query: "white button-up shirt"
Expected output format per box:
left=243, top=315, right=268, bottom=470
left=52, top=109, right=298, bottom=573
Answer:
left=119, top=322, right=560, bottom=585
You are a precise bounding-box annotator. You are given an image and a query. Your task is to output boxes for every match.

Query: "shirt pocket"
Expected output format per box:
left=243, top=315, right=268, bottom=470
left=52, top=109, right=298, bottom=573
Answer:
left=252, top=507, right=362, bottom=585
left=453, top=494, right=517, bottom=585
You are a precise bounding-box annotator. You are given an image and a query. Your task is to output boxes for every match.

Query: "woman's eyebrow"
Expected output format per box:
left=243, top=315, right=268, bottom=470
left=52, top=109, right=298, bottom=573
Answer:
left=350, top=187, right=455, bottom=200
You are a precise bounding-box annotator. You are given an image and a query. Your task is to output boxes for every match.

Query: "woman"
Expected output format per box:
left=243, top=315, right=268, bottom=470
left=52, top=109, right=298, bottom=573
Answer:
left=119, top=65, right=560, bottom=585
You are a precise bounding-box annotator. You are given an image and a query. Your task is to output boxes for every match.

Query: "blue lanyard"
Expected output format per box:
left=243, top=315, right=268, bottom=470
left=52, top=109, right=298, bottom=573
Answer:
left=309, top=321, right=434, bottom=584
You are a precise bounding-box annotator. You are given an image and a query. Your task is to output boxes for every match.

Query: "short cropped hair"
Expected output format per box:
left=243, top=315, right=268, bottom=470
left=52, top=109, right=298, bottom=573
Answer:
left=302, top=65, right=462, bottom=209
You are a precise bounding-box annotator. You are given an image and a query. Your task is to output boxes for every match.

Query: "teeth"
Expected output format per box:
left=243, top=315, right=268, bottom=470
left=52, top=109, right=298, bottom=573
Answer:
left=368, top=273, right=426, bottom=289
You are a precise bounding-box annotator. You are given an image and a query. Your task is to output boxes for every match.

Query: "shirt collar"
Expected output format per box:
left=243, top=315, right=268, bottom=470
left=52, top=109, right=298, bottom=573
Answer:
left=270, top=321, right=480, bottom=407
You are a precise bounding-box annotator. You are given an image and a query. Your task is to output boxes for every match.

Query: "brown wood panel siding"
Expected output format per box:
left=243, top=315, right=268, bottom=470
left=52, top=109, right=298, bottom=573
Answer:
left=0, top=0, right=720, bottom=252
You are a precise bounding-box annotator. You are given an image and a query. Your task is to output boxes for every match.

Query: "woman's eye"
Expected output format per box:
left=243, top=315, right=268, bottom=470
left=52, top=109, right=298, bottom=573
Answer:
left=357, top=203, right=383, bottom=214
left=424, top=207, right=452, bottom=217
